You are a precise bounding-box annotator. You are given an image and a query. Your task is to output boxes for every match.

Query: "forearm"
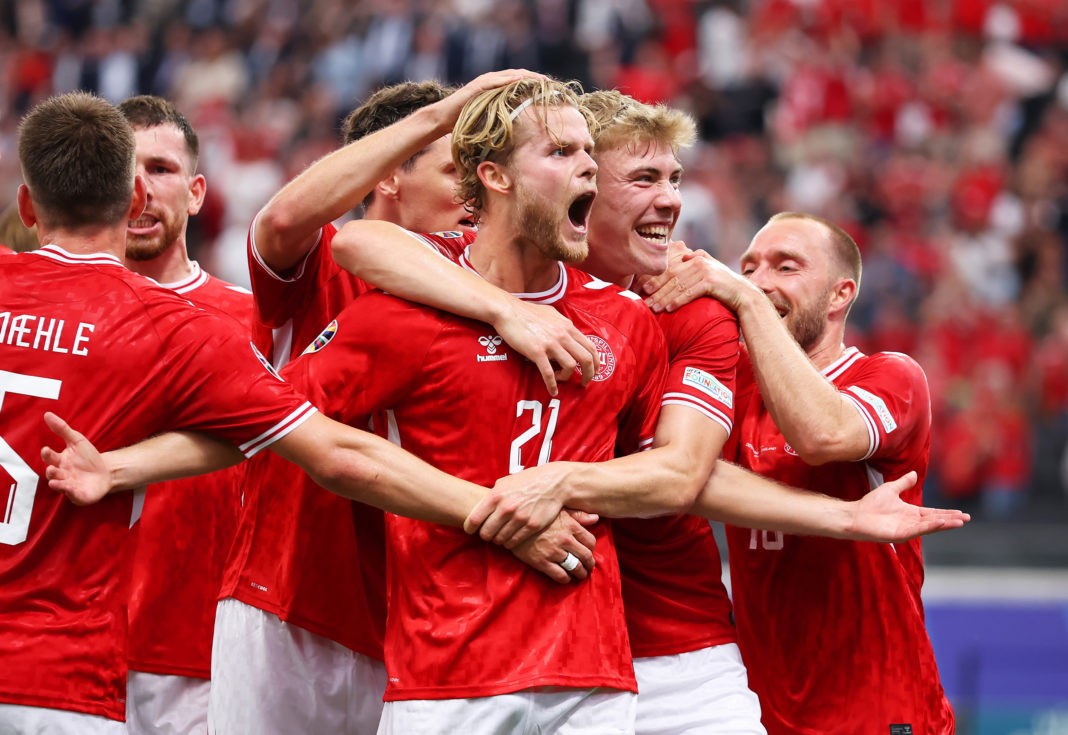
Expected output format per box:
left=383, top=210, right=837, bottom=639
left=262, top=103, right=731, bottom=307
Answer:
left=255, top=104, right=449, bottom=270
left=735, top=289, right=862, bottom=458
left=693, top=459, right=855, bottom=537
left=275, top=414, right=485, bottom=526
left=561, top=446, right=707, bottom=518
left=105, top=432, right=243, bottom=491
left=332, top=220, right=515, bottom=325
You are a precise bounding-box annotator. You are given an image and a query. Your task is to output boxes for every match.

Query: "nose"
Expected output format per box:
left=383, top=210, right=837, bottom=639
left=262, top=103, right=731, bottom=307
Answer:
left=654, top=181, right=682, bottom=214
left=578, top=150, right=597, bottom=181
left=745, top=265, right=774, bottom=293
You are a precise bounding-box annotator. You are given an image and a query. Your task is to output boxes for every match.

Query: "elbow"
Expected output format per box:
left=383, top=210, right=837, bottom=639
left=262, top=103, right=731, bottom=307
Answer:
left=303, top=446, right=380, bottom=502
left=658, top=466, right=706, bottom=516
left=789, top=431, right=846, bottom=466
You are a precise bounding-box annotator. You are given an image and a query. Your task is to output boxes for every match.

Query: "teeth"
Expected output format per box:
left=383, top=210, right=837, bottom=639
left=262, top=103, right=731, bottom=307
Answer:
left=635, top=226, right=669, bottom=241
left=130, top=218, right=156, bottom=228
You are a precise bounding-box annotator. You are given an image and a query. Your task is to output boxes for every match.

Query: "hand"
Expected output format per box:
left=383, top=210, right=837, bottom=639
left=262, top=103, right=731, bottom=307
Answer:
left=40, top=412, right=113, bottom=505
left=510, top=510, right=598, bottom=584
left=639, top=245, right=758, bottom=314
left=466, top=462, right=595, bottom=549
left=436, top=69, right=548, bottom=128
left=493, top=300, right=599, bottom=396
left=845, top=472, right=971, bottom=542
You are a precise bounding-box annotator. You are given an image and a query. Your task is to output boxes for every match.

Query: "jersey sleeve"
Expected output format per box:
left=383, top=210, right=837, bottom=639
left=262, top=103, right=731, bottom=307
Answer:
left=837, top=351, right=932, bottom=462
left=145, top=295, right=316, bottom=456
left=657, top=298, right=739, bottom=437
left=616, top=310, right=670, bottom=456
left=280, top=293, right=443, bottom=426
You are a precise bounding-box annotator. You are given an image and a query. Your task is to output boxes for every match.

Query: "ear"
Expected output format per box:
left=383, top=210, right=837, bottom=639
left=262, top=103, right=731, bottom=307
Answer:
left=377, top=170, right=402, bottom=200
left=829, top=278, right=857, bottom=317
left=478, top=161, right=512, bottom=195
left=187, top=173, right=207, bottom=216
left=16, top=184, right=36, bottom=228
left=128, top=175, right=148, bottom=221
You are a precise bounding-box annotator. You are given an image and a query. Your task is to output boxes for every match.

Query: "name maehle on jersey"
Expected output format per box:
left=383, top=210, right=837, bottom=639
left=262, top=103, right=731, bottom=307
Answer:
left=0, top=311, right=94, bottom=356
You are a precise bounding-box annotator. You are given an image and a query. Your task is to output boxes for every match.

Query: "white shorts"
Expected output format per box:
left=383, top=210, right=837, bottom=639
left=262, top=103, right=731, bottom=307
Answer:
left=0, top=703, right=124, bottom=735
left=378, top=688, right=636, bottom=735
left=633, top=643, right=766, bottom=735
left=127, top=670, right=209, bottom=735
left=208, top=598, right=387, bottom=735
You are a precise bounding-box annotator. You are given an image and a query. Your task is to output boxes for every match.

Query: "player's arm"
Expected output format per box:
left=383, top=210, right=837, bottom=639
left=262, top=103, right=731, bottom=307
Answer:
left=695, top=460, right=969, bottom=541
left=254, top=69, right=542, bottom=273
left=41, top=411, right=597, bottom=583
left=642, top=251, right=869, bottom=464
left=331, top=219, right=598, bottom=394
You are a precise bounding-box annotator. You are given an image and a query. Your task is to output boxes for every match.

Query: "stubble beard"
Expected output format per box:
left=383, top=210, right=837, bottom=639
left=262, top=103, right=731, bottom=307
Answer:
left=125, top=215, right=183, bottom=262
left=515, top=185, right=588, bottom=264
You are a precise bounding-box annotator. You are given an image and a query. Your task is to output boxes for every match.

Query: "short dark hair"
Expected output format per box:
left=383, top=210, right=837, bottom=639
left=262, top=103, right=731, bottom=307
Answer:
left=118, top=94, right=200, bottom=172
left=341, top=81, right=454, bottom=209
left=18, top=92, right=136, bottom=229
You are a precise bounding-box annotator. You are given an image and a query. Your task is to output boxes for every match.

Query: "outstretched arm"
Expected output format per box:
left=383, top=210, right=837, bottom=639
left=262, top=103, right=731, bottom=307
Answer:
left=694, top=462, right=969, bottom=542
left=40, top=411, right=598, bottom=583
left=332, top=220, right=598, bottom=394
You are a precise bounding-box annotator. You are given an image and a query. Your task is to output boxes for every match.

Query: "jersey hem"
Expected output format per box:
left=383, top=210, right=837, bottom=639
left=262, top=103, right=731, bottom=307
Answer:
left=0, top=690, right=123, bottom=722
left=383, top=675, right=637, bottom=702
left=127, top=659, right=210, bottom=680
left=629, top=630, right=737, bottom=659
left=223, top=592, right=385, bottom=661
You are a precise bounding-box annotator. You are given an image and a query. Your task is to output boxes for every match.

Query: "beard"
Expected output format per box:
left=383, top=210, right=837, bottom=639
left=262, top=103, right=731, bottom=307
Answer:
left=774, top=292, right=830, bottom=352
left=125, top=214, right=184, bottom=262
left=515, top=184, right=588, bottom=264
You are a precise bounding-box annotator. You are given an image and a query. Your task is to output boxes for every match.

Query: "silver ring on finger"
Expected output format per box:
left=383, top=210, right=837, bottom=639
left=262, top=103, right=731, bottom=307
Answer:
left=559, top=551, right=580, bottom=573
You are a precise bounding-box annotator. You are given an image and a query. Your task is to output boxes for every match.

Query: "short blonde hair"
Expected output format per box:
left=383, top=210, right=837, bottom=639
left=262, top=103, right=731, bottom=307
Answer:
left=452, top=78, right=590, bottom=216
left=580, top=89, right=696, bottom=155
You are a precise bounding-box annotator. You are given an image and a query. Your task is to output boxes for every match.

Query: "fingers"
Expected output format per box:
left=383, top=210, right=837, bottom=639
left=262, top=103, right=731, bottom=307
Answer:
left=464, top=495, right=497, bottom=535
left=43, top=411, right=81, bottom=444
left=565, top=509, right=600, bottom=526
left=534, top=356, right=560, bottom=397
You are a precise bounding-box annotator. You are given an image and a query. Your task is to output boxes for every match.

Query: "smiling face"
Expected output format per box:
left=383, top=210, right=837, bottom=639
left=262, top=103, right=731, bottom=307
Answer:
left=741, top=217, right=840, bottom=351
left=585, top=138, right=682, bottom=284
left=393, top=135, right=474, bottom=234
left=505, top=103, right=597, bottom=263
left=125, top=124, right=204, bottom=262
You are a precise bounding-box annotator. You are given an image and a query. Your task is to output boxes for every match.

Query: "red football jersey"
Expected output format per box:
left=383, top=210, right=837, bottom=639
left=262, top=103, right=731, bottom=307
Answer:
left=247, top=221, right=473, bottom=367
left=0, top=246, right=315, bottom=721
left=127, top=264, right=255, bottom=679
left=725, top=346, right=954, bottom=735
left=0, top=244, right=13, bottom=255
left=614, top=296, right=740, bottom=658
left=285, top=260, right=668, bottom=701
left=224, top=229, right=473, bottom=659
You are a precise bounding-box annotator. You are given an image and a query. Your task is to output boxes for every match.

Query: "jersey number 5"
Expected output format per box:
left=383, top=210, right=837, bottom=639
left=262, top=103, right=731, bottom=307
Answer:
left=509, top=399, right=561, bottom=474
left=1, top=370, right=62, bottom=546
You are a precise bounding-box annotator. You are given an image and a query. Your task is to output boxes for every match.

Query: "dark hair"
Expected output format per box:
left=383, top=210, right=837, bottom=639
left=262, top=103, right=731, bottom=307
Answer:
left=341, top=81, right=454, bottom=209
left=118, top=94, right=200, bottom=172
left=18, top=92, right=136, bottom=229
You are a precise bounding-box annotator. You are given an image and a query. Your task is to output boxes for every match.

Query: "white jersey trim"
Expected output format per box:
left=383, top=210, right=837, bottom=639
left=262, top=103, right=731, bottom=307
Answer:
left=159, top=261, right=209, bottom=294
left=842, top=392, right=879, bottom=461
left=238, top=402, right=318, bottom=457
left=822, top=345, right=863, bottom=381
left=34, top=243, right=124, bottom=267
left=661, top=393, right=732, bottom=436
left=248, top=213, right=324, bottom=284
left=459, top=246, right=568, bottom=304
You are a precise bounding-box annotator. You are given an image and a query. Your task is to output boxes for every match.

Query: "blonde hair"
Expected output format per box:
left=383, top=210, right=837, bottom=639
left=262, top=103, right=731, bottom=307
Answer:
left=452, top=78, right=590, bottom=216
left=580, top=89, right=696, bottom=155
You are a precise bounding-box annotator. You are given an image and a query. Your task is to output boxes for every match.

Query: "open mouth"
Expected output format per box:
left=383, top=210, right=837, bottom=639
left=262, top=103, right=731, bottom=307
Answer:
left=568, top=192, right=595, bottom=231
left=128, top=215, right=159, bottom=232
left=635, top=224, right=670, bottom=244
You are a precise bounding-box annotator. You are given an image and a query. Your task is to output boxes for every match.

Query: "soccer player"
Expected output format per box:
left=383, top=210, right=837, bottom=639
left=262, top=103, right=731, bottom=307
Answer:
left=215, top=70, right=597, bottom=733
left=8, top=91, right=589, bottom=735
left=642, top=212, right=956, bottom=734
left=115, top=94, right=251, bottom=735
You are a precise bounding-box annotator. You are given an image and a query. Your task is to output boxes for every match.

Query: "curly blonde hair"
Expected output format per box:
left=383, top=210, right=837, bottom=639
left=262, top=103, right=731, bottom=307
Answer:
left=452, top=77, right=592, bottom=216
left=580, top=89, right=696, bottom=155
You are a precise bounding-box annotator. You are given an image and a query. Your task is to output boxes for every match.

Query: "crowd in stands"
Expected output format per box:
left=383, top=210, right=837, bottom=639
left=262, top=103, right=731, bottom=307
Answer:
left=1, top=0, right=1065, bottom=520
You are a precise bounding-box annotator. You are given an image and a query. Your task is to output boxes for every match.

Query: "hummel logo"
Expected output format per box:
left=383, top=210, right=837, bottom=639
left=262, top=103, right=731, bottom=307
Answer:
left=477, top=335, right=508, bottom=363
left=479, top=335, right=503, bottom=354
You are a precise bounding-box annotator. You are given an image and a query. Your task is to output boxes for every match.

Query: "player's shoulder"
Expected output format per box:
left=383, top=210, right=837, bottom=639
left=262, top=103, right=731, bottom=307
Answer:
left=566, top=268, right=650, bottom=314
left=836, top=346, right=929, bottom=388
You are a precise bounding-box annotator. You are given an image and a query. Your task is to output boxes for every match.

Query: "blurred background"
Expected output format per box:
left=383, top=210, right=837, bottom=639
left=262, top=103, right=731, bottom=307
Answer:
left=0, top=0, right=1065, bottom=730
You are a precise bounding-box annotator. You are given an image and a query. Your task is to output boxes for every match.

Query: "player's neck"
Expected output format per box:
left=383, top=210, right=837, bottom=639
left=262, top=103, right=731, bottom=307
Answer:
left=36, top=225, right=125, bottom=261
left=126, top=241, right=196, bottom=284
left=467, top=220, right=562, bottom=295
left=805, top=329, right=847, bottom=370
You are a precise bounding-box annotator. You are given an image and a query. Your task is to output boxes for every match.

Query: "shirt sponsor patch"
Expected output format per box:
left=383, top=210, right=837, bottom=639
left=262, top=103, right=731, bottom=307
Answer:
left=302, top=319, right=338, bottom=355
left=476, top=334, right=507, bottom=363
left=587, top=335, right=616, bottom=381
left=848, top=385, right=897, bottom=433
left=682, top=366, right=732, bottom=407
